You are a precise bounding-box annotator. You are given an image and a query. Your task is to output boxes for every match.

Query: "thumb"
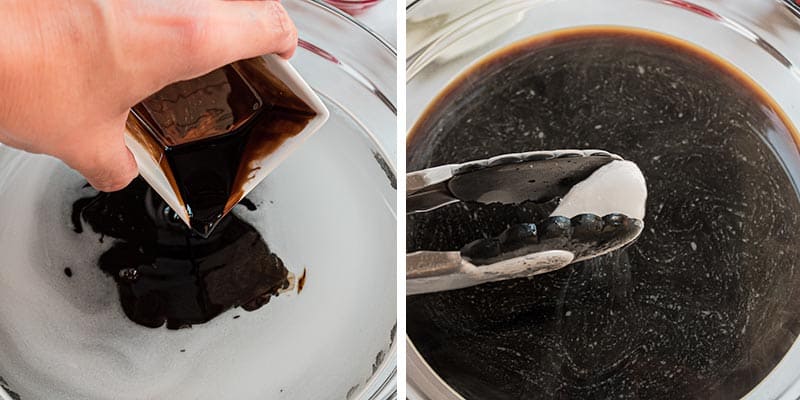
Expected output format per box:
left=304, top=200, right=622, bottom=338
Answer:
left=58, top=123, right=139, bottom=192
left=167, top=0, right=298, bottom=81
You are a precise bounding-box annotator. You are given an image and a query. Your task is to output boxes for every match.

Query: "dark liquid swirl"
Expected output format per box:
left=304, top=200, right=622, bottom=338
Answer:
left=407, top=28, right=800, bottom=400
left=72, top=178, right=289, bottom=330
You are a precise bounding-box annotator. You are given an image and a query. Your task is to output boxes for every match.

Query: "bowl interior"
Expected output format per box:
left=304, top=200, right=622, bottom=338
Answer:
left=0, top=1, right=397, bottom=399
left=406, top=1, right=800, bottom=399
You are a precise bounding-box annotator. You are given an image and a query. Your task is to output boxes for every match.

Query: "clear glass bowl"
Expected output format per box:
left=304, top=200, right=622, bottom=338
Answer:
left=406, top=0, right=800, bottom=399
left=0, top=1, right=396, bottom=399
left=325, top=0, right=384, bottom=16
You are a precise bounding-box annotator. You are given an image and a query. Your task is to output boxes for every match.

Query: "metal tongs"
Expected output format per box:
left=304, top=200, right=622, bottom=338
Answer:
left=407, top=149, right=647, bottom=295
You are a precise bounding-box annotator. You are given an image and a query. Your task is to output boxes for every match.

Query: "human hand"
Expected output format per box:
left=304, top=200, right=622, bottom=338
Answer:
left=0, top=0, right=297, bottom=191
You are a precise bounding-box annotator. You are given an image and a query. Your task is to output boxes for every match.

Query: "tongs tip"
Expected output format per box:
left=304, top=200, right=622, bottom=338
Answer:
left=407, top=149, right=648, bottom=295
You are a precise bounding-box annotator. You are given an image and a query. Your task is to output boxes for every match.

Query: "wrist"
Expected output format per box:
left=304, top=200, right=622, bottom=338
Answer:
left=0, top=1, right=50, bottom=128
left=0, top=7, right=10, bottom=122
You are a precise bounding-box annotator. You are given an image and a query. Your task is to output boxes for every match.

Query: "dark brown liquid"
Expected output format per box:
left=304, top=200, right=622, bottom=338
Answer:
left=72, top=177, right=289, bottom=330
left=128, top=58, right=317, bottom=236
left=407, top=28, right=800, bottom=399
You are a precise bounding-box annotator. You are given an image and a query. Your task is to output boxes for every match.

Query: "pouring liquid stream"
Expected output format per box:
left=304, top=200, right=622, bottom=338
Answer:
left=128, top=59, right=317, bottom=237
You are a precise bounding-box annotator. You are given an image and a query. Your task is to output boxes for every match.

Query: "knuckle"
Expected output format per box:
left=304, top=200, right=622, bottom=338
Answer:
left=83, top=147, right=138, bottom=192
left=95, top=177, right=127, bottom=192
left=93, top=164, right=137, bottom=192
left=264, top=2, right=296, bottom=41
